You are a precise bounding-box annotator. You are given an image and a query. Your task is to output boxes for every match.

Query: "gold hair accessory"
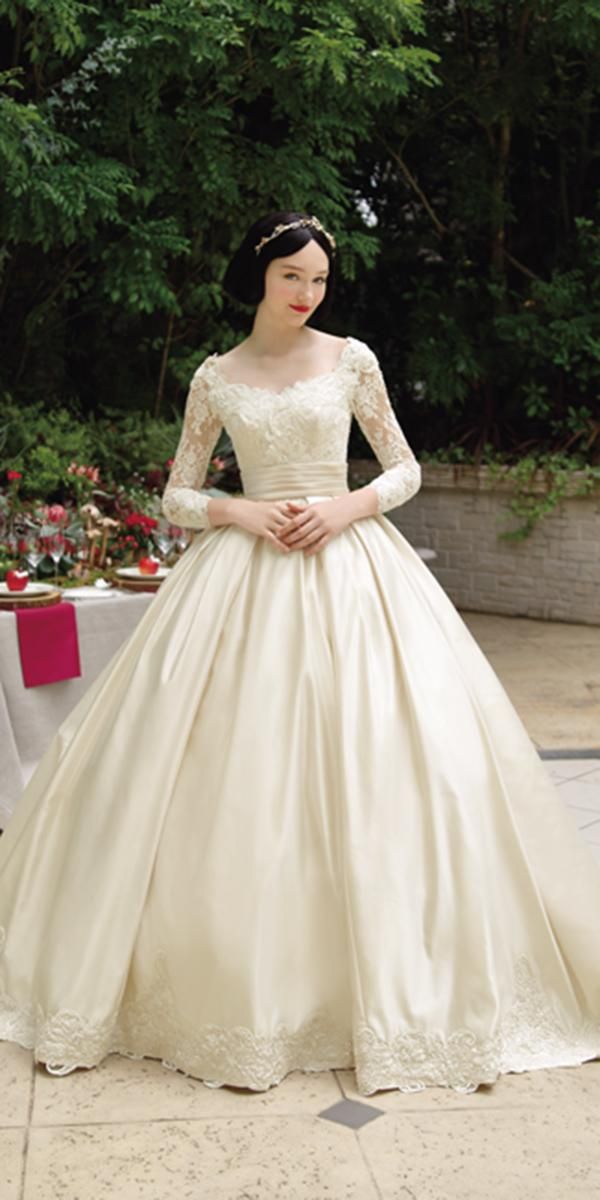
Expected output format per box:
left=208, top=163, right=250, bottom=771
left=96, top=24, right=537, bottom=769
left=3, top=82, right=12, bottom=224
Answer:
left=253, top=215, right=336, bottom=256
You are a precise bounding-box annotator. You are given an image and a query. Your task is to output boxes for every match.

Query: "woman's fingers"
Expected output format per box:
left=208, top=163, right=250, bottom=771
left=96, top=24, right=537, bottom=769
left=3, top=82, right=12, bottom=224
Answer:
left=265, top=502, right=330, bottom=554
left=290, top=524, right=326, bottom=549
left=268, top=530, right=290, bottom=552
left=282, top=520, right=320, bottom=546
left=304, top=535, right=329, bottom=556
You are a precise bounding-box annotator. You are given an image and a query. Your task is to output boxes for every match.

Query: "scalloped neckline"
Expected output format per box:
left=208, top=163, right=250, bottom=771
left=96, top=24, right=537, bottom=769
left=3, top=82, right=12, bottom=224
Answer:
left=209, top=336, right=354, bottom=397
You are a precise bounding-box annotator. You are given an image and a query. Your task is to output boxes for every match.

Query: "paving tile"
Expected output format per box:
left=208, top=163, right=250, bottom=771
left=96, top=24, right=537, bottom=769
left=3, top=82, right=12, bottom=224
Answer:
left=580, top=820, right=600, bottom=845
left=555, top=779, right=600, bottom=814
left=336, top=1058, right=600, bottom=1114
left=318, top=1098, right=384, bottom=1129
left=475, top=643, right=600, bottom=750
left=543, top=760, right=600, bottom=782
left=0, top=1128, right=25, bottom=1200
left=24, top=1117, right=381, bottom=1200
left=563, top=806, right=600, bottom=833
left=31, top=1056, right=343, bottom=1126
left=358, top=1106, right=600, bottom=1200
left=0, top=1042, right=33, bottom=1127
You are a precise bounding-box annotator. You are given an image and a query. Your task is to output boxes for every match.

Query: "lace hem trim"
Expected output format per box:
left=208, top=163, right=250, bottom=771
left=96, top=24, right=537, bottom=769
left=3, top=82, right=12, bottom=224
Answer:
left=1, top=954, right=598, bottom=1096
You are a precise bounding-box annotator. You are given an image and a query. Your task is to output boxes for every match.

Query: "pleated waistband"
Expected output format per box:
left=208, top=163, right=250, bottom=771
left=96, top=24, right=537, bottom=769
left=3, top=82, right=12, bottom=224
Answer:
left=241, top=461, right=349, bottom=500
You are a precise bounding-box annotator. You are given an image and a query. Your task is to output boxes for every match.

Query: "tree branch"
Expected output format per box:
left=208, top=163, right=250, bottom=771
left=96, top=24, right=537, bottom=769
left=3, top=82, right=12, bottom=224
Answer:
left=378, top=137, right=448, bottom=237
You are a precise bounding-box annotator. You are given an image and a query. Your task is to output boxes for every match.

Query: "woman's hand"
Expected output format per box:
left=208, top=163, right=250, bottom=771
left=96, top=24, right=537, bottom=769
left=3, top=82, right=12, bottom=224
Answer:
left=207, top=487, right=379, bottom=554
left=226, top=498, right=297, bottom=553
left=277, top=497, right=355, bottom=556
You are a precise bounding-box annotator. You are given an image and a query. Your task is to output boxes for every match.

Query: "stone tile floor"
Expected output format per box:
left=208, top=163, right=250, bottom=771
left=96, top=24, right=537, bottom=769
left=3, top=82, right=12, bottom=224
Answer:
left=461, top=611, right=600, bottom=752
left=1, top=613, right=600, bottom=1198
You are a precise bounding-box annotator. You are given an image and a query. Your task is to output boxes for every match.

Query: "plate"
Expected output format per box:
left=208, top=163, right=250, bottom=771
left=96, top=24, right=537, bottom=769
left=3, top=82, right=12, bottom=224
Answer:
left=59, top=586, right=118, bottom=599
left=116, top=566, right=170, bottom=580
left=0, top=582, right=56, bottom=597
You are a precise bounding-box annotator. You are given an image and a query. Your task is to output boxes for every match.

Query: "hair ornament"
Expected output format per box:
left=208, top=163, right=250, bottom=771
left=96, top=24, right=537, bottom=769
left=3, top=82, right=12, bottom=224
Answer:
left=253, top=215, right=336, bottom=256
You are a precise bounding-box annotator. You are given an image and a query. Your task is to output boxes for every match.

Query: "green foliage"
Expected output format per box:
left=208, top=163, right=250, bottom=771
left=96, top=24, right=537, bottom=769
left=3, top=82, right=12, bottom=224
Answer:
left=486, top=453, right=600, bottom=542
left=0, top=397, right=230, bottom=499
left=1, top=0, right=599, bottom=492
left=420, top=444, right=600, bottom=540
left=345, top=0, right=600, bottom=462
left=0, top=401, right=95, bottom=494
left=0, top=0, right=437, bottom=415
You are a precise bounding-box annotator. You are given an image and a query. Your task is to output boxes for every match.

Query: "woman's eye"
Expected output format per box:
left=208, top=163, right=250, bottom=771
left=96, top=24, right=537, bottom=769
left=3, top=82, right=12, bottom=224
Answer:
left=284, top=274, right=327, bottom=282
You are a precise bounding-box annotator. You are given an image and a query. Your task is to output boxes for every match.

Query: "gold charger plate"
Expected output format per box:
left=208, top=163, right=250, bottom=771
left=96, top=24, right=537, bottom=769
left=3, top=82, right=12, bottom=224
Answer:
left=0, top=584, right=63, bottom=610
left=113, top=575, right=164, bottom=593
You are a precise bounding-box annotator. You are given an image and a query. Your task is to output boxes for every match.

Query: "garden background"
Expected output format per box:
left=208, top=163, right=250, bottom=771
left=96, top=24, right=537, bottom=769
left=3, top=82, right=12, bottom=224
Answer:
left=1, top=0, right=599, bottom=575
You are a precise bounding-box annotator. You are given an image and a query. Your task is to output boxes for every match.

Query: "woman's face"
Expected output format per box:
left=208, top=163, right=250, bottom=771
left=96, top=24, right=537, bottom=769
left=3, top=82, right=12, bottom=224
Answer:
left=261, top=239, right=330, bottom=324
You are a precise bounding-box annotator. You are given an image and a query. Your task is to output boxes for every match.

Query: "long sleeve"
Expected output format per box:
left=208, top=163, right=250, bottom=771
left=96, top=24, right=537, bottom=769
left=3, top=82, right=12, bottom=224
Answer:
left=350, top=342, right=421, bottom=514
left=161, top=360, right=223, bottom=531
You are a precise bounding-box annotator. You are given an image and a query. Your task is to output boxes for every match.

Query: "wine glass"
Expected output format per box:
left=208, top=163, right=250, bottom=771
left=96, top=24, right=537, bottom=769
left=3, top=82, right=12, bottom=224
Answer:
left=24, top=542, right=44, bottom=579
left=48, top=533, right=65, bottom=584
left=152, top=530, right=174, bottom=563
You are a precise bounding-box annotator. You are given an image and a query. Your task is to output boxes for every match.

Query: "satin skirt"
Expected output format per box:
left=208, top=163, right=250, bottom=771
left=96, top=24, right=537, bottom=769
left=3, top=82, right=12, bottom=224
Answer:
left=1, top=486, right=600, bottom=1096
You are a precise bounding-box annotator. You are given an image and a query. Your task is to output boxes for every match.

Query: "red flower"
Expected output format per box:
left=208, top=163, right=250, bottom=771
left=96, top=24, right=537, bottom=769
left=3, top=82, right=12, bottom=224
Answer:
left=7, top=470, right=22, bottom=481
left=124, top=512, right=158, bottom=532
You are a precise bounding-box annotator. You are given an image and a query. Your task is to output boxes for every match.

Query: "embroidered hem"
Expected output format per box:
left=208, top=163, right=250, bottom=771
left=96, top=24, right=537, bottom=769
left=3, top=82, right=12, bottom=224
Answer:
left=0, top=955, right=598, bottom=1096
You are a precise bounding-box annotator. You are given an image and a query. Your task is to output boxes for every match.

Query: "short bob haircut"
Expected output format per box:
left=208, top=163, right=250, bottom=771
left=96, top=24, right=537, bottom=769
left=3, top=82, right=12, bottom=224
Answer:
left=222, top=210, right=337, bottom=318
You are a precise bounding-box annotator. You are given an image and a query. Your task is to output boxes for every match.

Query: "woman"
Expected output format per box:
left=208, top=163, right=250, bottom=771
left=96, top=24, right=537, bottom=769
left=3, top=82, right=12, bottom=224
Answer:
left=1, top=210, right=599, bottom=1097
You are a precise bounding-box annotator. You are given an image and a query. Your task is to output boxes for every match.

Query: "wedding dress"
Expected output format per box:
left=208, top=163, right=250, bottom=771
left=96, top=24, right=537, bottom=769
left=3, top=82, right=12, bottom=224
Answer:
left=1, top=335, right=599, bottom=1097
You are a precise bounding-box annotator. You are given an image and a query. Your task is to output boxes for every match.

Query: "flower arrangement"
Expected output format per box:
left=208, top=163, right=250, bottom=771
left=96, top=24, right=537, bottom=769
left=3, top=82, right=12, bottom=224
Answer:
left=0, top=475, right=146, bottom=582
left=0, top=445, right=234, bottom=584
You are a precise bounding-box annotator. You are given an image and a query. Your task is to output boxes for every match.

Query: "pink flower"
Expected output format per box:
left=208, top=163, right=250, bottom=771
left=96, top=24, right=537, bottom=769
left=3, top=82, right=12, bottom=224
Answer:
left=67, top=462, right=100, bottom=483
left=45, top=504, right=68, bottom=525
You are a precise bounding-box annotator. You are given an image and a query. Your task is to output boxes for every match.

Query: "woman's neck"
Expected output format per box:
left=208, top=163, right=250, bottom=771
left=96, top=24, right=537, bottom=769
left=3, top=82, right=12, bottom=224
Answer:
left=247, top=309, right=314, bottom=359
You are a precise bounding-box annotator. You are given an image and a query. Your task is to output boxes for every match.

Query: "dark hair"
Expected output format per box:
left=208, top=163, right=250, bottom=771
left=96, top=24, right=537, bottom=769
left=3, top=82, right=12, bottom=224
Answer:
left=222, top=210, right=337, bottom=317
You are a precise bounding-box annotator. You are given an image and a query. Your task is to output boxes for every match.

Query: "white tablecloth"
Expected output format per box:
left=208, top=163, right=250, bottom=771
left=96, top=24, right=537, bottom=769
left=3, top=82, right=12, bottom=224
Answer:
left=0, top=592, right=154, bottom=827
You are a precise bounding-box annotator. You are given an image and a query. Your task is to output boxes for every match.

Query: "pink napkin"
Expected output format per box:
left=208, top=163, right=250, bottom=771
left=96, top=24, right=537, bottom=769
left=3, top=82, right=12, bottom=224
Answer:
left=15, top=601, right=82, bottom=688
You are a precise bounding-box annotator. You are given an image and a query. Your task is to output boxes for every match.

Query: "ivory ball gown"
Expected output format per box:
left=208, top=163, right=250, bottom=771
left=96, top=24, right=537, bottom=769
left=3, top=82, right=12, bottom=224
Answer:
left=1, top=335, right=599, bottom=1096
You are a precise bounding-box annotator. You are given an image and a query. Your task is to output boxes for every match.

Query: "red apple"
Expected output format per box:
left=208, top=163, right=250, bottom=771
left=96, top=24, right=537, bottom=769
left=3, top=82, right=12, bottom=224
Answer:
left=138, top=556, right=160, bottom=576
left=6, top=569, right=29, bottom=592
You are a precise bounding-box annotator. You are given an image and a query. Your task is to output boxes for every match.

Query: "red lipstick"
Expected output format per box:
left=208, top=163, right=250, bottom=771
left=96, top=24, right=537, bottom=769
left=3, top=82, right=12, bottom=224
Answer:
left=290, top=305, right=310, bottom=312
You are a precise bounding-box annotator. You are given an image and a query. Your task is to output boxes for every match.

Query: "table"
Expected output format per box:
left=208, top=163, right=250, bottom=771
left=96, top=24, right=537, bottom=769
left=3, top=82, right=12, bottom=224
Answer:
left=0, top=591, right=154, bottom=827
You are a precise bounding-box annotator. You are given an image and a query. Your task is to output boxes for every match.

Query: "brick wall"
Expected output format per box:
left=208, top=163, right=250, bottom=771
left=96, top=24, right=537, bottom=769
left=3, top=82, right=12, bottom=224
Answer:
left=350, top=461, right=600, bottom=626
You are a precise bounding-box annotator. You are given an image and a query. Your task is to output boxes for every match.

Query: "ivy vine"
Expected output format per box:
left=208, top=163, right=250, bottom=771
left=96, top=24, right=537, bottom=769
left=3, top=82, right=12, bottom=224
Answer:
left=419, top=448, right=600, bottom=541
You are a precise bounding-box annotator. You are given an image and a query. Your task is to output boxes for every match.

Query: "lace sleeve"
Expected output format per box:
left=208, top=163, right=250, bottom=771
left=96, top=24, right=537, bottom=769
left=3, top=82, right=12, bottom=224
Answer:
left=161, top=359, right=223, bottom=530
left=350, top=342, right=421, bottom=514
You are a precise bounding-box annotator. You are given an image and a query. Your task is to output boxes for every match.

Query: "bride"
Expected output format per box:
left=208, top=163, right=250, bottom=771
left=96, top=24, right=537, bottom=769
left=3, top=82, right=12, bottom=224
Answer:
left=1, top=210, right=599, bottom=1096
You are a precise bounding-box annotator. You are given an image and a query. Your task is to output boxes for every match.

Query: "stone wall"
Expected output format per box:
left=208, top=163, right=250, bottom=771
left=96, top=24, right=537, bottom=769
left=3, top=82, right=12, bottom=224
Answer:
left=349, top=461, right=600, bottom=626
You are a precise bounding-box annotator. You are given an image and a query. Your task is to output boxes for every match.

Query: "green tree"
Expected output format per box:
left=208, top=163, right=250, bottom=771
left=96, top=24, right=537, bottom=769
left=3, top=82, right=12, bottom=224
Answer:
left=343, top=0, right=600, bottom=461
left=0, top=0, right=437, bottom=416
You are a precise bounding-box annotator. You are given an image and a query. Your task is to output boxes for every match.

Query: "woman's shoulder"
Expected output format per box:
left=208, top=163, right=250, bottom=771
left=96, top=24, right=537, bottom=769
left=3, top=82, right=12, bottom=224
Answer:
left=342, top=334, right=379, bottom=370
left=188, top=350, right=221, bottom=387
left=313, top=331, right=379, bottom=370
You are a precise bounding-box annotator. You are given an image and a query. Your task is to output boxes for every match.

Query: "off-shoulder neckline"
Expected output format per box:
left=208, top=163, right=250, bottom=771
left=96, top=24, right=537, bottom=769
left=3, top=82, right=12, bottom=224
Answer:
left=206, top=335, right=358, bottom=398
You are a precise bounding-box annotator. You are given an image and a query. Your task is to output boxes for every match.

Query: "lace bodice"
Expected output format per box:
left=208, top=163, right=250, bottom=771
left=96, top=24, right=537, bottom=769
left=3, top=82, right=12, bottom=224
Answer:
left=162, top=336, right=421, bottom=529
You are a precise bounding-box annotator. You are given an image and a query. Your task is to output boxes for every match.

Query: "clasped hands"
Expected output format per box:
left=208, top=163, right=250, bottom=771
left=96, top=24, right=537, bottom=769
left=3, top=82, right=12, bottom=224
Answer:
left=256, top=497, right=353, bottom=556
